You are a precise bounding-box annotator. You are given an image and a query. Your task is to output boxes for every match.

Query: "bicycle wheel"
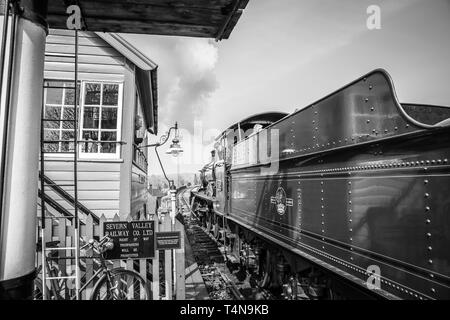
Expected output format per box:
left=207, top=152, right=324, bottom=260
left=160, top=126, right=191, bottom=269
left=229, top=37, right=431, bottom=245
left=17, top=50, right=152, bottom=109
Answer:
left=90, top=269, right=150, bottom=300
left=33, top=278, right=44, bottom=300
left=33, top=278, right=55, bottom=300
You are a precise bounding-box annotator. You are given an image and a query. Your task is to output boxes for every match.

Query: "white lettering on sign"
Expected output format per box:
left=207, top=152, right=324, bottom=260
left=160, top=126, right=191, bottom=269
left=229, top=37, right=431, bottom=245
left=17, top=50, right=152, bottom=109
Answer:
left=66, top=5, right=82, bottom=30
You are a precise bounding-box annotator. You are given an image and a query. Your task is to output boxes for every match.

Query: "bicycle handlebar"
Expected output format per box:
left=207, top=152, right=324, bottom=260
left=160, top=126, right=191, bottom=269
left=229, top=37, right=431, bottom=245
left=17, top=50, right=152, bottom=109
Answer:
left=81, top=236, right=113, bottom=252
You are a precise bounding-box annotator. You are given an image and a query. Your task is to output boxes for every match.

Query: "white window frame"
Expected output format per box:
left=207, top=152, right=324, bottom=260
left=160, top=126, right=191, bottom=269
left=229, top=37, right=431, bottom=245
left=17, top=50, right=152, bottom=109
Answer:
left=79, top=80, right=123, bottom=160
left=42, top=80, right=81, bottom=158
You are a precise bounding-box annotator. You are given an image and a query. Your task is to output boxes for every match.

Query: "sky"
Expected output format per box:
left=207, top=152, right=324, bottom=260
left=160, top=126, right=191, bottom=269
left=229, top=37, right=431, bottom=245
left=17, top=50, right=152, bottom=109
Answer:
left=121, top=0, right=450, bottom=176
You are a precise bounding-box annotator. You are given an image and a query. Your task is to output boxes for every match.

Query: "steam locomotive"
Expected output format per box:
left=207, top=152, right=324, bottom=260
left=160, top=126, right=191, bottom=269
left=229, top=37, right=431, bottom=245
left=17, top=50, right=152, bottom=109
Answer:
left=190, top=69, right=450, bottom=300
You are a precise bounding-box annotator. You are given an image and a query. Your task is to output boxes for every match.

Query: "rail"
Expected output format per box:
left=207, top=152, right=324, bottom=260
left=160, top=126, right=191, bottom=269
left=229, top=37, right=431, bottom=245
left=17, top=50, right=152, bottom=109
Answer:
left=38, top=173, right=100, bottom=224
left=133, top=143, right=148, bottom=173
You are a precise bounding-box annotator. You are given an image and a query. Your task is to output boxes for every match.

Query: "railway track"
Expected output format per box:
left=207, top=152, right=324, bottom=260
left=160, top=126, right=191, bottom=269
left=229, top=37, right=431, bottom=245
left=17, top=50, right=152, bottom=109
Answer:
left=179, top=188, right=274, bottom=300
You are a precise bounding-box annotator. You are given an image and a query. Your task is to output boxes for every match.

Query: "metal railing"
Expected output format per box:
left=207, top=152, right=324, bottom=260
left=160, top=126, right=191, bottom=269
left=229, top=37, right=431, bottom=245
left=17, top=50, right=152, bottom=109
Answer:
left=133, top=143, right=148, bottom=172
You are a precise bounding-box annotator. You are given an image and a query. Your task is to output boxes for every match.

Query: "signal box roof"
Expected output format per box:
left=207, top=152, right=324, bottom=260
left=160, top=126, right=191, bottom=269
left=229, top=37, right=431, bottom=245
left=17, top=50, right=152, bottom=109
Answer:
left=47, top=0, right=250, bottom=40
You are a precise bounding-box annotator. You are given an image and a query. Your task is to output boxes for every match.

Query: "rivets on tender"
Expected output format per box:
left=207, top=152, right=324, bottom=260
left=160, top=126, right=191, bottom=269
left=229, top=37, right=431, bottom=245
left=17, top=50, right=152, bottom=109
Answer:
left=426, top=219, right=431, bottom=224
left=425, top=193, right=430, bottom=198
left=431, top=288, right=436, bottom=293
left=428, top=259, right=433, bottom=265
left=427, top=233, right=431, bottom=238
left=425, top=206, right=430, bottom=212
left=428, top=246, right=432, bottom=251
left=364, top=98, right=369, bottom=102
left=424, top=179, right=429, bottom=184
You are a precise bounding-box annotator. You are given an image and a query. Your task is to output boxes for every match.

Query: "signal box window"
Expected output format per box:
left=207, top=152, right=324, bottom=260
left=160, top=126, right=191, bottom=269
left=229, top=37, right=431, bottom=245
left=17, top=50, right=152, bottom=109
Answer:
left=43, top=80, right=123, bottom=159
left=43, top=81, right=80, bottom=153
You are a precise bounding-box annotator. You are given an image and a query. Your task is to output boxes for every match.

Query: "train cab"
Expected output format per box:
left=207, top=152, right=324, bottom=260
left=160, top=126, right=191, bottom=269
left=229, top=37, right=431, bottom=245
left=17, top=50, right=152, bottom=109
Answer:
left=209, top=112, right=289, bottom=214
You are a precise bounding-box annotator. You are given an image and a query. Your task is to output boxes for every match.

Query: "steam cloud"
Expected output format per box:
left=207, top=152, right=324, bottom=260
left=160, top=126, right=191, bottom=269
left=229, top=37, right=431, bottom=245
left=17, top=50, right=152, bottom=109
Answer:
left=158, top=38, right=219, bottom=133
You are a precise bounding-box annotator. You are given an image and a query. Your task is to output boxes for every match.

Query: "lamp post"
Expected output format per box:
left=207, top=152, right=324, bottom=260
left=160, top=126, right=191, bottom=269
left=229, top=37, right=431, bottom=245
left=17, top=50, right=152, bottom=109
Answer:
left=139, top=122, right=183, bottom=225
left=139, top=122, right=183, bottom=299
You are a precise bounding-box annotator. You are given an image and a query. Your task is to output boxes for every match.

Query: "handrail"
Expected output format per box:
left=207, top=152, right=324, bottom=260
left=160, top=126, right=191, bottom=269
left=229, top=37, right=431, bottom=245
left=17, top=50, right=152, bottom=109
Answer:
left=38, top=172, right=100, bottom=224
left=38, top=189, right=75, bottom=222
left=133, top=143, right=148, bottom=172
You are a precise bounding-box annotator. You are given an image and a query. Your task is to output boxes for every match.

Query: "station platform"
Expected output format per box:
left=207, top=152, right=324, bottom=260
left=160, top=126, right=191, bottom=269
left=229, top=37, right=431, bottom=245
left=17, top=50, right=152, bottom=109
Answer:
left=184, top=228, right=209, bottom=300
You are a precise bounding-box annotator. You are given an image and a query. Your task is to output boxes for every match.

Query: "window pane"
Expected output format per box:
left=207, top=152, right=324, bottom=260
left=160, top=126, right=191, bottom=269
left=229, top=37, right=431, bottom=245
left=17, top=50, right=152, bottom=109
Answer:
left=64, top=83, right=81, bottom=105
left=84, top=83, right=101, bottom=105
left=100, top=143, right=116, bottom=154
left=46, top=87, right=63, bottom=104
left=61, top=142, right=74, bottom=152
left=102, top=84, right=119, bottom=106
left=44, top=130, right=60, bottom=141
left=43, top=110, right=60, bottom=129
left=45, top=106, right=61, bottom=120
left=83, top=107, right=99, bottom=129
left=82, top=130, right=98, bottom=141
left=61, top=130, right=75, bottom=141
left=62, top=107, right=75, bottom=129
left=44, top=143, right=59, bottom=152
left=81, top=130, right=98, bottom=153
left=101, top=108, right=117, bottom=129
left=100, top=131, right=116, bottom=141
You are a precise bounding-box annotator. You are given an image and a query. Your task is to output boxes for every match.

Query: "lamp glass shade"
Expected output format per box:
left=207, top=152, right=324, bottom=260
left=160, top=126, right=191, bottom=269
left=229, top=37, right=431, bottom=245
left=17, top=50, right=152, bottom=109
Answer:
left=166, top=141, right=183, bottom=156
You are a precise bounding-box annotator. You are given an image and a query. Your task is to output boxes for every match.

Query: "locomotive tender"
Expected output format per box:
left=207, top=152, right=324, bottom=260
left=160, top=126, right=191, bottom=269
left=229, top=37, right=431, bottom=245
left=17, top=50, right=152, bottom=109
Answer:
left=190, top=69, right=450, bottom=300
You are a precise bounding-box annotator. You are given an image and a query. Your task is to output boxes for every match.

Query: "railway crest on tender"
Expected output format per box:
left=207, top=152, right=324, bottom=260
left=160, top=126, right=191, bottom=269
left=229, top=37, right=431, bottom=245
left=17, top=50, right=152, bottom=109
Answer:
left=270, top=187, right=293, bottom=215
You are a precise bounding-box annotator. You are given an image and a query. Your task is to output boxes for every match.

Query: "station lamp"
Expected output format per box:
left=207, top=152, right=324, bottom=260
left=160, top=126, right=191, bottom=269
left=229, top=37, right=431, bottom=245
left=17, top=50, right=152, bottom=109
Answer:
left=139, top=122, right=183, bottom=225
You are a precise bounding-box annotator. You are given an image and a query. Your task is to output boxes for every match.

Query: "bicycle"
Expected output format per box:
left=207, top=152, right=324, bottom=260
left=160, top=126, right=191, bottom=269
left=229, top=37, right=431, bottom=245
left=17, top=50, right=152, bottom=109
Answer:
left=34, top=236, right=150, bottom=300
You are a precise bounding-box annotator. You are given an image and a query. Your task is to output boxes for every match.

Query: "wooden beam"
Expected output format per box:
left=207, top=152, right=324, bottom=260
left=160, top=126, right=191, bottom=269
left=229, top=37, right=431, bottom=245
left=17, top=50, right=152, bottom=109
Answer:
left=45, top=0, right=250, bottom=38
left=48, top=15, right=217, bottom=37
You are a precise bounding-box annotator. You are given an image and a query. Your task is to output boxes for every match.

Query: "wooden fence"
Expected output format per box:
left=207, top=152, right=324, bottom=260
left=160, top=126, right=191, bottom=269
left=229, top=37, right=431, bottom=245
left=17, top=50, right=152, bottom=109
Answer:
left=36, top=211, right=185, bottom=300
